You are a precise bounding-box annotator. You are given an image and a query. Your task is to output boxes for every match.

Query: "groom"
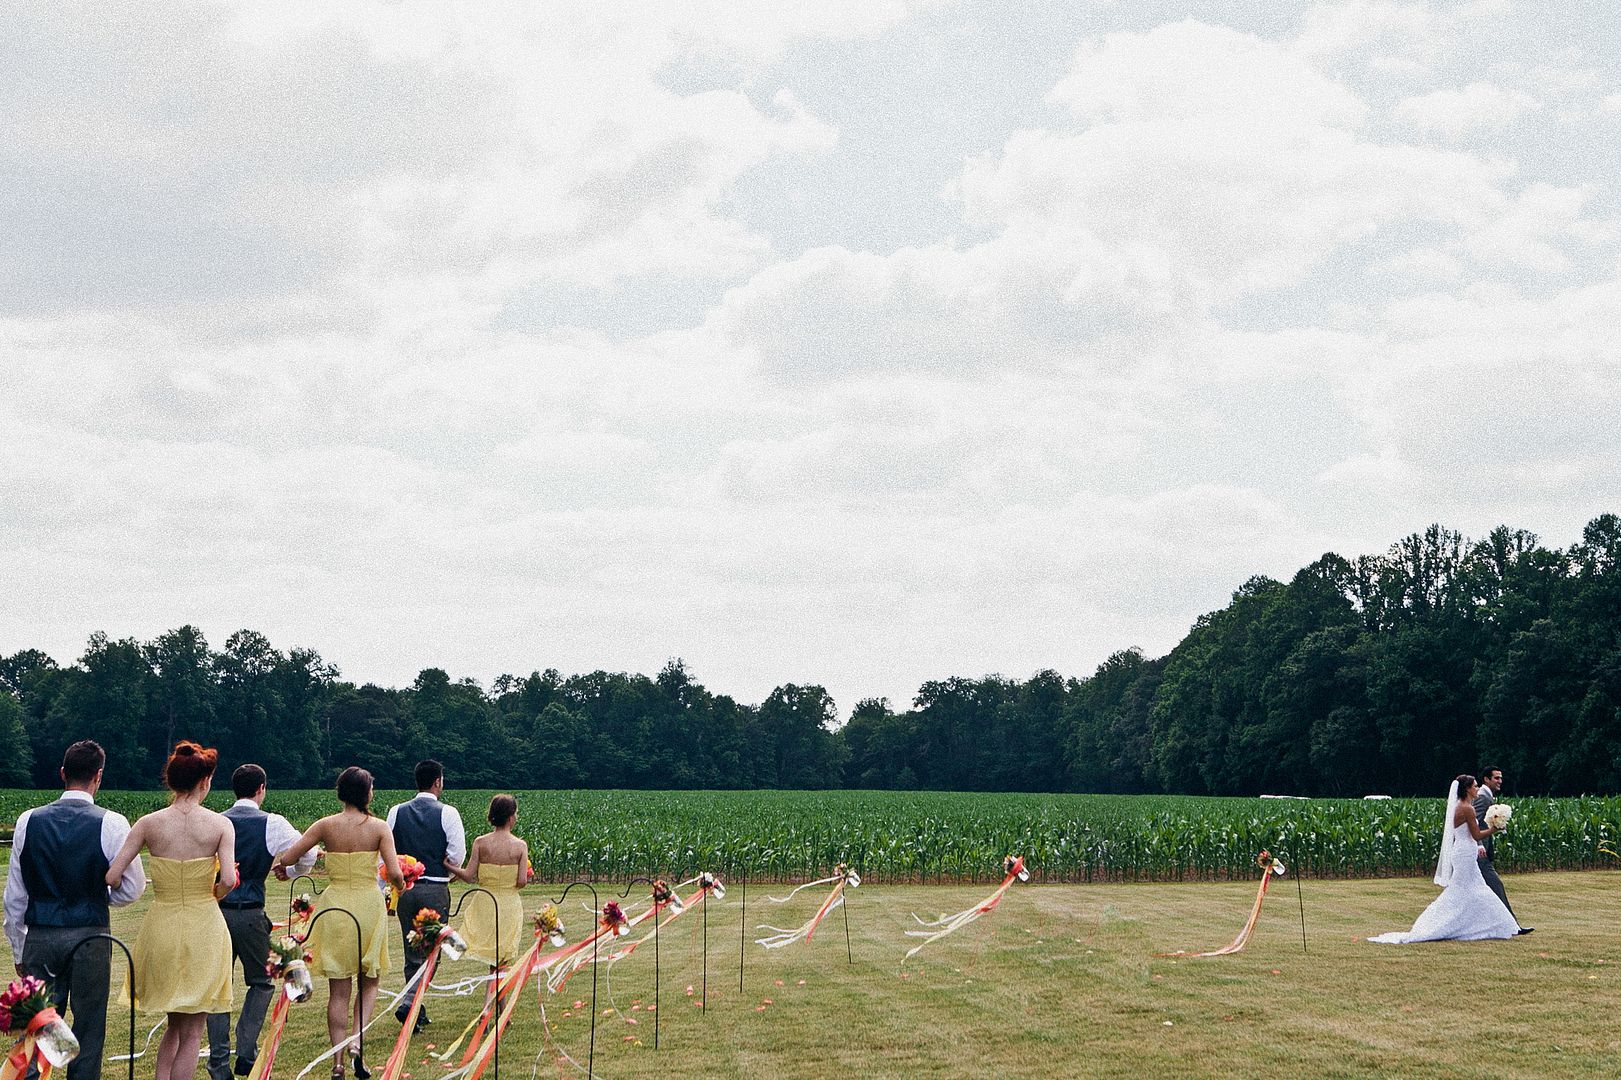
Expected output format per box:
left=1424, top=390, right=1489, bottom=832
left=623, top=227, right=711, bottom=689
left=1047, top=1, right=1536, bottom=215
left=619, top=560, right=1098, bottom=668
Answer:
left=387, top=759, right=466, bottom=1033
left=1473, top=766, right=1532, bottom=935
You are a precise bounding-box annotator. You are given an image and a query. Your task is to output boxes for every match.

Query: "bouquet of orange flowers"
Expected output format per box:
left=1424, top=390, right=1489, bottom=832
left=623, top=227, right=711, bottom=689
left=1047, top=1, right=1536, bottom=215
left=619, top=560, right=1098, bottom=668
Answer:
left=405, top=908, right=466, bottom=961
left=380, top=855, right=425, bottom=915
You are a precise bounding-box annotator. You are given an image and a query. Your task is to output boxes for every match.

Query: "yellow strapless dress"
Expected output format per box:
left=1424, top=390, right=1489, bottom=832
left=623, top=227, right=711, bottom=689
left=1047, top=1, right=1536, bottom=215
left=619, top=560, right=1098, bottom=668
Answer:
left=127, top=857, right=232, bottom=1014
left=307, top=850, right=392, bottom=979
left=457, top=863, right=525, bottom=966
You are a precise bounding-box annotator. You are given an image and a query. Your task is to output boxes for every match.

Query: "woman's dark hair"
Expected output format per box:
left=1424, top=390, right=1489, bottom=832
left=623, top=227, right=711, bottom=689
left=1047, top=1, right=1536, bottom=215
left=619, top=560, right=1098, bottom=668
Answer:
left=488, top=794, right=517, bottom=828
left=336, top=766, right=374, bottom=813
left=1454, top=773, right=1477, bottom=792
left=163, top=741, right=218, bottom=793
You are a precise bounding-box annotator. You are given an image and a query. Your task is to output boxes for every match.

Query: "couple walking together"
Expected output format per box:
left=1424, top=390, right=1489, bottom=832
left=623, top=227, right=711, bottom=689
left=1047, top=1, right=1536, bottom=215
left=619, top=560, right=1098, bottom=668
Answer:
left=1370, top=767, right=1533, bottom=944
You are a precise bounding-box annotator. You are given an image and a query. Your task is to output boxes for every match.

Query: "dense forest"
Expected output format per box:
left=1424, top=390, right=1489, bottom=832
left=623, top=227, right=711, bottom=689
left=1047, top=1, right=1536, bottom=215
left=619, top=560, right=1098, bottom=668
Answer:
left=3, top=515, right=1618, bottom=797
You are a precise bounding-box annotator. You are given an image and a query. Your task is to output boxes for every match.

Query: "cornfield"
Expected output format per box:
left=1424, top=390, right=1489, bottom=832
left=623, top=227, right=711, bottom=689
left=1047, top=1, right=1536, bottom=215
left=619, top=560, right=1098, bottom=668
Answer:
left=3, top=789, right=1618, bottom=884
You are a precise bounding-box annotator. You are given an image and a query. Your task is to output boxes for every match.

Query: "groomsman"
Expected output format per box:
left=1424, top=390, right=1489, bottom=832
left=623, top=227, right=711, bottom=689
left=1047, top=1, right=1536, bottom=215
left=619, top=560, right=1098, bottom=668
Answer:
left=206, top=765, right=318, bottom=1080
left=386, top=760, right=465, bottom=1032
left=1473, top=765, right=1532, bottom=934
left=3, top=741, right=146, bottom=1080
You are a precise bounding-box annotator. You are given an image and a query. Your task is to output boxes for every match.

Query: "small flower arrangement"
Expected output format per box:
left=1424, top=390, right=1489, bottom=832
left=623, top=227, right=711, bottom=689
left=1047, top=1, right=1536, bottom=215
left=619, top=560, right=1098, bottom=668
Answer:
left=380, top=855, right=426, bottom=914
left=405, top=908, right=466, bottom=961
left=837, top=863, right=862, bottom=888
left=1484, top=803, right=1512, bottom=830
left=535, top=904, right=567, bottom=947
left=290, top=893, right=315, bottom=923
left=1255, top=850, right=1286, bottom=876
left=601, top=901, right=630, bottom=938
left=651, top=879, right=685, bottom=914
left=266, top=936, right=315, bottom=1003
left=699, top=871, right=726, bottom=899
left=0, top=976, right=80, bottom=1066
left=1003, top=855, right=1028, bottom=883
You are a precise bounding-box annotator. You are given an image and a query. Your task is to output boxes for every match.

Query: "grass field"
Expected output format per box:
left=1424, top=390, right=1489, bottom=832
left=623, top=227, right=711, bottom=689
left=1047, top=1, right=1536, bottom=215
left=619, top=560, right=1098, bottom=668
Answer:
left=4, top=870, right=1617, bottom=1079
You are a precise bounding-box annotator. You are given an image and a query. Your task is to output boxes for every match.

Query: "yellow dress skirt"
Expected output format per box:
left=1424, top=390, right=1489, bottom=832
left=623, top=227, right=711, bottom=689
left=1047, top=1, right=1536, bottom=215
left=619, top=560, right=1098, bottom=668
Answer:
left=457, top=863, right=525, bottom=967
left=307, top=850, right=392, bottom=979
left=127, top=856, right=233, bottom=1014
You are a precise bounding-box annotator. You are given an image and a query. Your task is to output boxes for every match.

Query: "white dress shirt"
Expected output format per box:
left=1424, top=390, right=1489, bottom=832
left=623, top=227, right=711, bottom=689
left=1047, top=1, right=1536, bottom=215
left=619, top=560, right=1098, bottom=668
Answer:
left=385, top=792, right=466, bottom=883
left=3, top=790, right=146, bottom=956
left=235, top=798, right=318, bottom=878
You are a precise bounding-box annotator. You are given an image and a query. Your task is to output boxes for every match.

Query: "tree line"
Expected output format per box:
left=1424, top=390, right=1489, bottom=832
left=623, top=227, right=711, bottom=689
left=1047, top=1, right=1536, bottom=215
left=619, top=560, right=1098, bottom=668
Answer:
left=2, top=514, right=1618, bottom=797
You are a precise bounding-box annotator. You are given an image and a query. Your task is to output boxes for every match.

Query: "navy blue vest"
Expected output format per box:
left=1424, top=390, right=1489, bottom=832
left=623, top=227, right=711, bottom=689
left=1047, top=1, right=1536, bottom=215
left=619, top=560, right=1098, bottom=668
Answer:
left=392, top=798, right=449, bottom=878
left=19, top=799, right=111, bottom=928
left=220, top=804, right=273, bottom=906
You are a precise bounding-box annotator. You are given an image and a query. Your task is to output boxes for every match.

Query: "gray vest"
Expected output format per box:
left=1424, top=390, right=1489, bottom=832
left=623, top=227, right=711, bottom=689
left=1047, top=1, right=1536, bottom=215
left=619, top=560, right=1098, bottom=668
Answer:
left=20, top=799, right=111, bottom=928
left=220, top=804, right=273, bottom=906
left=392, top=798, right=449, bottom=878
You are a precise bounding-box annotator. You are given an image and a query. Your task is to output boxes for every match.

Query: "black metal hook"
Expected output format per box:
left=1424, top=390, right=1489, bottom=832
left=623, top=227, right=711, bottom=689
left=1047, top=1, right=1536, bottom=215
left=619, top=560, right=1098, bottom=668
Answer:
left=286, top=873, right=319, bottom=930
left=616, top=876, right=668, bottom=1049
left=304, top=905, right=366, bottom=1069
left=63, top=931, right=136, bottom=1080
left=447, top=886, right=502, bottom=1080
left=549, top=881, right=600, bottom=1079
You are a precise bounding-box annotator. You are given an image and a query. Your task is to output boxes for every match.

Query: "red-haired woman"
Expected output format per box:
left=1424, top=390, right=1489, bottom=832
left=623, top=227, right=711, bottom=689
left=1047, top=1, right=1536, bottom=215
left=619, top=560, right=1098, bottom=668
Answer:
left=106, top=742, right=238, bottom=1080
left=273, top=767, right=404, bottom=1080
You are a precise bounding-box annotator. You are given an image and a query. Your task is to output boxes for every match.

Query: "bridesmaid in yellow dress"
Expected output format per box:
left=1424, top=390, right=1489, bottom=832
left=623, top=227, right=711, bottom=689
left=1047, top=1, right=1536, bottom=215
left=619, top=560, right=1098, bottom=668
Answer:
left=450, top=794, right=531, bottom=991
left=272, top=767, right=404, bottom=1080
left=105, top=742, right=238, bottom=1080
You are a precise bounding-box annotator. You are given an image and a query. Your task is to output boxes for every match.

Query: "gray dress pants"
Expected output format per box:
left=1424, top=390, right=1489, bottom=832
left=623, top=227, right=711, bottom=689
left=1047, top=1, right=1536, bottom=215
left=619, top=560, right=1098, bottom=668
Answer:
left=206, top=907, right=274, bottom=1080
left=19, top=925, right=111, bottom=1080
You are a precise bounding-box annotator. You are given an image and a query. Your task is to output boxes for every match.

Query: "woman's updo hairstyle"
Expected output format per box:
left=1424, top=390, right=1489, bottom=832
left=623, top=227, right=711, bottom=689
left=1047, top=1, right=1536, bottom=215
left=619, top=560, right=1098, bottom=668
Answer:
left=336, top=766, right=375, bottom=813
left=1454, top=773, right=1477, bottom=793
left=163, top=741, right=218, bottom=793
left=488, top=794, right=517, bottom=828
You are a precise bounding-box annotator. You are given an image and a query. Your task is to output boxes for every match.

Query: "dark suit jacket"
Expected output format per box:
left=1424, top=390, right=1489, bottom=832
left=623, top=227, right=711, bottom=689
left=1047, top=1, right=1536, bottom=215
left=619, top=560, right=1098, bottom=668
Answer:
left=1472, top=788, right=1495, bottom=860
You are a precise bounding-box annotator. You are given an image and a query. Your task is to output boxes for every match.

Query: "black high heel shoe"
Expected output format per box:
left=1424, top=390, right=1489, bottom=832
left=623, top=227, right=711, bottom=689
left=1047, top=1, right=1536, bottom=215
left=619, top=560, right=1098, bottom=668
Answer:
left=349, top=1048, right=371, bottom=1080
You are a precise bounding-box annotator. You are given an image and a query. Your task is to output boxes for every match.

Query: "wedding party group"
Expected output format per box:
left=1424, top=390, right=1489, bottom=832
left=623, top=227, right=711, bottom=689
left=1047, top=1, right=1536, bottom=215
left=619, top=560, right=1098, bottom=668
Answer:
left=4, top=741, right=523, bottom=1080
left=2, top=737, right=1542, bottom=1080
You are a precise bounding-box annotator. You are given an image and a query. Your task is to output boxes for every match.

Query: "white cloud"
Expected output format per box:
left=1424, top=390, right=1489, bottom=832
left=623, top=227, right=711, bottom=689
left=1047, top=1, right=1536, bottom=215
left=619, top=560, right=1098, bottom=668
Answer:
left=1394, top=82, right=1539, bottom=136
left=3, top=2, right=1620, bottom=715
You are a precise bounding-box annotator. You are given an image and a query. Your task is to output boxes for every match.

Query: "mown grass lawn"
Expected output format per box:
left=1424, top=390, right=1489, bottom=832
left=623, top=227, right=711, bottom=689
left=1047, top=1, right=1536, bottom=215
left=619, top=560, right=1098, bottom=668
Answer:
left=5, top=871, right=1619, bottom=1079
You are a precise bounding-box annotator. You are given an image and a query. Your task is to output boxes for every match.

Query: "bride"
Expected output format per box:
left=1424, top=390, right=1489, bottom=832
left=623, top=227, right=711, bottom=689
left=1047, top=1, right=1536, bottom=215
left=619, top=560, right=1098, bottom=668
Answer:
left=1369, top=774, right=1519, bottom=944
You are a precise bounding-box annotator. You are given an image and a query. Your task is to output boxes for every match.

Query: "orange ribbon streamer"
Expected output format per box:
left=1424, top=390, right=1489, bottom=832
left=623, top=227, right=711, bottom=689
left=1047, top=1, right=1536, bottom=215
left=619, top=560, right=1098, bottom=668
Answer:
left=1, top=1009, right=64, bottom=1080
left=245, top=993, right=290, bottom=1080
left=377, top=938, right=444, bottom=1080
left=1158, top=865, right=1278, bottom=957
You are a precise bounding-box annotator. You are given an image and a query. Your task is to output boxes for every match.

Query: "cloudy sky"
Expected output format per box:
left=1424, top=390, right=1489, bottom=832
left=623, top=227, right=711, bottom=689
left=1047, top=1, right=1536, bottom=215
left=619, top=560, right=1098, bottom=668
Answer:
left=3, top=1, right=1618, bottom=715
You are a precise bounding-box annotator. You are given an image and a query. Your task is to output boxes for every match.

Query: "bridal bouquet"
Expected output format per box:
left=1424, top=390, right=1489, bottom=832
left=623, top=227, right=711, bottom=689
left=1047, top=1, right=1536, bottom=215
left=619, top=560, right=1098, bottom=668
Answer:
left=406, top=908, right=467, bottom=961
left=0, top=975, right=79, bottom=1067
left=266, top=936, right=315, bottom=1003
left=534, top=904, right=567, bottom=947
left=1484, top=803, right=1512, bottom=829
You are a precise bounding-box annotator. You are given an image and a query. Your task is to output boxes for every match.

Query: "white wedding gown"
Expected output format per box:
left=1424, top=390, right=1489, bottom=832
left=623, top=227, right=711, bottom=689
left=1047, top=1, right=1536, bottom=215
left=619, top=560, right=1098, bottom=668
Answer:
left=1369, top=821, right=1519, bottom=943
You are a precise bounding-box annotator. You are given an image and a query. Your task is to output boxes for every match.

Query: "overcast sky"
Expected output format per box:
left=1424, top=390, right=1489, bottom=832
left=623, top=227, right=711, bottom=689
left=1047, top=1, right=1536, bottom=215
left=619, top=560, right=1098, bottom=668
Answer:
left=3, top=1, right=1618, bottom=716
